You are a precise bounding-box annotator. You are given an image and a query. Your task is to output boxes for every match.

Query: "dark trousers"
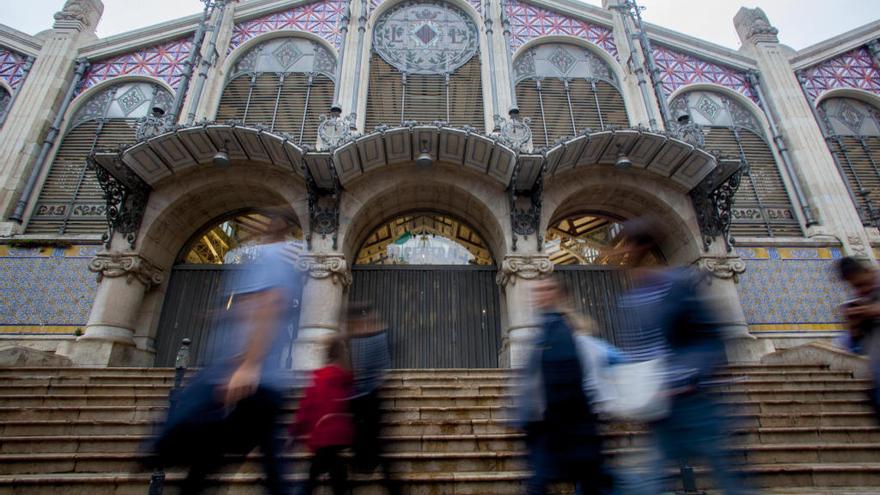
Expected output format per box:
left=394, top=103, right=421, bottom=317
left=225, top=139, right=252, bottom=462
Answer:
left=151, top=377, right=289, bottom=495
left=300, top=446, right=348, bottom=495
left=525, top=428, right=612, bottom=495
left=350, top=390, right=399, bottom=495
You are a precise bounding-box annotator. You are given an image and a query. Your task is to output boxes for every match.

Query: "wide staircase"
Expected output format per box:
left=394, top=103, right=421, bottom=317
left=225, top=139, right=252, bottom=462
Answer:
left=0, top=364, right=879, bottom=494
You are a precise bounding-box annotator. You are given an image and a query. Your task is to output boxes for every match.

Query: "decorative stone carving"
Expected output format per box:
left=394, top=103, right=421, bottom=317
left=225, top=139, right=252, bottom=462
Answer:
left=297, top=254, right=353, bottom=287
left=696, top=256, right=747, bottom=283
left=734, top=7, right=779, bottom=45
left=318, top=111, right=358, bottom=149
left=53, top=0, right=103, bottom=32
left=89, top=252, right=164, bottom=290
left=493, top=113, right=532, bottom=152
left=846, top=233, right=871, bottom=259
left=496, top=254, right=553, bottom=287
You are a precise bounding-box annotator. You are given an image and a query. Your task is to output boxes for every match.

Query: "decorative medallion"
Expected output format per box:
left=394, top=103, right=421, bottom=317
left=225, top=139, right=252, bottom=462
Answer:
left=373, top=1, right=479, bottom=75
left=695, top=95, right=720, bottom=122
left=273, top=40, right=305, bottom=70
left=117, top=85, right=147, bottom=116
left=836, top=101, right=865, bottom=134
left=548, top=47, right=576, bottom=74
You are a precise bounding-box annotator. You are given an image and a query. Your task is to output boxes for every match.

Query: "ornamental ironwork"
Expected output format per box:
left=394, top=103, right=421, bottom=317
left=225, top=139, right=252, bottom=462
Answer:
left=71, top=82, right=175, bottom=129
left=669, top=90, right=762, bottom=136
left=229, top=37, right=337, bottom=80
left=91, top=155, right=151, bottom=249
left=513, top=42, right=617, bottom=87
left=690, top=157, right=744, bottom=251
left=373, top=1, right=479, bottom=75
left=509, top=157, right=545, bottom=251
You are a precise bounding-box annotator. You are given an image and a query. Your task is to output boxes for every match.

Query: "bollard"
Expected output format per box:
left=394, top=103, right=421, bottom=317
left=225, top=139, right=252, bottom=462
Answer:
left=147, top=337, right=192, bottom=495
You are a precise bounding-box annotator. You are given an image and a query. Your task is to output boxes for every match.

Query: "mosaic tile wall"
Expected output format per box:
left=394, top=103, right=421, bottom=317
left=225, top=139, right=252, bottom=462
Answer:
left=652, top=44, right=756, bottom=102
left=736, top=246, right=848, bottom=332
left=504, top=0, right=617, bottom=60
left=799, top=44, right=880, bottom=102
left=0, top=245, right=100, bottom=335
left=230, top=0, right=347, bottom=53
left=81, top=37, right=194, bottom=92
left=0, top=47, right=31, bottom=91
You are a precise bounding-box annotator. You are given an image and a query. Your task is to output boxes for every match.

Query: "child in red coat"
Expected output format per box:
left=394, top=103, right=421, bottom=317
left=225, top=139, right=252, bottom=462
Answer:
left=291, top=337, right=354, bottom=495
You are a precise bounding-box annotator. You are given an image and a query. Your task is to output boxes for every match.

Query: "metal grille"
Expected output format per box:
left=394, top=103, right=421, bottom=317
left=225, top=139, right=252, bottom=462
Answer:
left=555, top=266, right=631, bottom=348
left=826, top=136, right=880, bottom=226
left=215, top=72, right=334, bottom=146
left=702, top=126, right=802, bottom=237
left=515, top=78, right=629, bottom=149
left=28, top=119, right=137, bottom=235
left=364, top=54, right=484, bottom=131
left=349, top=265, right=501, bottom=368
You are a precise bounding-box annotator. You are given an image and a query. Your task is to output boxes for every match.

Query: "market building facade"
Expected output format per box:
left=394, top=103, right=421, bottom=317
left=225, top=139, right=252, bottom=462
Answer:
left=0, top=0, right=878, bottom=369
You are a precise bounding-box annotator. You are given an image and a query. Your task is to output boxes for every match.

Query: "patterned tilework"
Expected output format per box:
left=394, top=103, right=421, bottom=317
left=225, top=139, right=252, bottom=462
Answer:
left=369, top=0, right=483, bottom=16
left=82, top=37, right=194, bottom=92
left=504, top=0, right=617, bottom=60
left=799, top=45, right=880, bottom=101
left=0, top=47, right=30, bottom=90
left=0, top=245, right=100, bottom=334
left=230, top=0, right=347, bottom=52
left=735, top=247, right=848, bottom=330
left=652, top=44, right=756, bottom=102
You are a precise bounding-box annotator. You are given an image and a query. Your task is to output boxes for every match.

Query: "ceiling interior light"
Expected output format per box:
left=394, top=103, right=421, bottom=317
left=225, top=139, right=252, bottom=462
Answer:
left=213, top=140, right=231, bottom=168
left=415, top=139, right=433, bottom=168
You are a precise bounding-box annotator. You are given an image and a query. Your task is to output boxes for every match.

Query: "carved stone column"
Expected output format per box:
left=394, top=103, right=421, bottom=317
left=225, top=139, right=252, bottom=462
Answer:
left=295, top=253, right=351, bottom=369
left=57, top=251, right=164, bottom=366
left=496, top=253, right=552, bottom=368
left=696, top=254, right=774, bottom=362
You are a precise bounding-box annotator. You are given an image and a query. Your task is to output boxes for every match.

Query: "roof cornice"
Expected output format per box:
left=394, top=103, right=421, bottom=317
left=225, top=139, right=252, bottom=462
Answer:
left=77, top=12, right=202, bottom=60
left=644, top=22, right=756, bottom=71
left=513, top=0, right=614, bottom=27
left=0, top=24, right=43, bottom=57
left=791, top=19, right=880, bottom=70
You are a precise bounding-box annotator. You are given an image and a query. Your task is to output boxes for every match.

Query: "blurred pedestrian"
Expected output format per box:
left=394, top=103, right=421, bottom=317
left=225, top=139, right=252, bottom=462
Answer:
left=513, top=276, right=614, bottom=495
left=292, top=336, right=354, bottom=495
left=835, top=256, right=880, bottom=419
left=346, top=302, right=399, bottom=495
left=615, top=217, right=749, bottom=495
left=149, top=210, right=302, bottom=495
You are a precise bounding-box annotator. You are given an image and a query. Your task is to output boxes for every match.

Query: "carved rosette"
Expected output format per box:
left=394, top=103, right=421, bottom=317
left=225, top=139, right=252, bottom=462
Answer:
left=696, top=256, right=747, bottom=282
left=496, top=254, right=553, bottom=287
left=296, top=254, right=353, bottom=288
left=89, top=252, right=164, bottom=290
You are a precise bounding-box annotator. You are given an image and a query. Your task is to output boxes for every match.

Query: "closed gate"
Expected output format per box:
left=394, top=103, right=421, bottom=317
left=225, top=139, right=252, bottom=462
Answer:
left=555, top=266, right=631, bottom=347
left=349, top=265, right=502, bottom=368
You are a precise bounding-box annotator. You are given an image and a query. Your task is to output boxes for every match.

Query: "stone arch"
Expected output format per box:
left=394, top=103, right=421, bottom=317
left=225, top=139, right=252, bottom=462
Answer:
left=65, top=75, right=175, bottom=134
left=0, top=78, right=13, bottom=96
left=358, top=0, right=491, bottom=130
left=338, top=164, right=511, bottom=265
left=814, top=87, right=880, bottom=110
left=131, top=164, right=309, bottom=348
left=221, top=30, right=339, bottom=80
left=542, top=167, right=704, bottom=265
left=512, top=35, right=625, bottom=89
left=668, top=82, right=770, bottom=137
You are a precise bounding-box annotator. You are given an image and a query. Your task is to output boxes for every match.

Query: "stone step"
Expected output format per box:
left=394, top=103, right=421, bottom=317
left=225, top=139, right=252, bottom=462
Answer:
left=4, top=424, right=879, bottom=457
left=5, top=442, right=880, bottom=476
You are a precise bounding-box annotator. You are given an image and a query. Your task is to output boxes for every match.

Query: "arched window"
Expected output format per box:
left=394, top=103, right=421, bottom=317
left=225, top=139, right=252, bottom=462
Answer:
left=817, top=97, right=880, bottom=227
left=670, top=90, right=801, bottom=237
left=513, top=43, right=628, bottom=149
left=28, top=81, right=174, bottom=235
left=216, top=36, right=336, bottom=146
left=365, top=1, right=484, bottom=131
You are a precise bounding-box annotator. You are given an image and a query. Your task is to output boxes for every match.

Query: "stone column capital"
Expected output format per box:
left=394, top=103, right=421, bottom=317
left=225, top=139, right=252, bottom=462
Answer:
left=88, top=252, right=164, bottom=290
left=695, top=255, right=746, bottom=283
left=496, top=253, right=553, bottom=287
left=296, top=253, right=352, bottom=288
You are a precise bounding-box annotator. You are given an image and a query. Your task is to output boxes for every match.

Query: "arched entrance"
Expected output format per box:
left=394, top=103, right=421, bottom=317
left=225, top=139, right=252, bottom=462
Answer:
left=154, top=210, right=305, bottom=366
left=545, top=212, right=664, bottom=347
left=349, top=212, right=501, bottom=368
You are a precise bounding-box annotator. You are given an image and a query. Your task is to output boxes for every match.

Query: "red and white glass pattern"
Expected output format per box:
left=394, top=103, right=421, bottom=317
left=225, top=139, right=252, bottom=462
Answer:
left=230, top=0, right=347, bottom=52
left=368, top=0, right=483, bottom=17
left=81, top=37, right=193, bottom=92
left=0, top=48, right=30, bottom=90
left=504, top=0, right=617, bottom=60
left=652, top=45, right=756, bottom=102
left=799, top=46, right=880, bottom=102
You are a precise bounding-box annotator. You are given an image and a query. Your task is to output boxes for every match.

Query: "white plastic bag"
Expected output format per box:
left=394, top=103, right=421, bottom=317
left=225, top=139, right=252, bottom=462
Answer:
left=597, top=358, right=670, bottom=422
